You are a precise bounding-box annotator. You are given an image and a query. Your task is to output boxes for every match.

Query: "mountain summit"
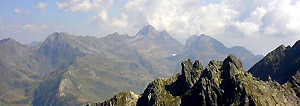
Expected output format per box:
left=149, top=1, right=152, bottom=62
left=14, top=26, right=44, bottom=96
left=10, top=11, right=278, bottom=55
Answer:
left=136, top=25, right=158, bottom=37
left=170, top=34, right=262, bottom=70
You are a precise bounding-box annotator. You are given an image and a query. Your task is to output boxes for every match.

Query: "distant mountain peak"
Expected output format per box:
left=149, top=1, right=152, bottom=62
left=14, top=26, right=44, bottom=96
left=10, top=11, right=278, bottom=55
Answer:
left=186, top=34, right=216, bottom=44
left=0, top=38, right=17, bottom=43
left=106, top=32, right=131, bottom=39
left=45, top=32, right=74, bottom=42
left=111, top=32, right=120, bottom=35
left=51, top=32, right=71, bottom=37
left=174, top=34, right=260, bottom=69
left=185, top=34, right=226, bottom=51
left=198, top=34, right=216, bottom=41
left=136, top=25, right=158, bottom=36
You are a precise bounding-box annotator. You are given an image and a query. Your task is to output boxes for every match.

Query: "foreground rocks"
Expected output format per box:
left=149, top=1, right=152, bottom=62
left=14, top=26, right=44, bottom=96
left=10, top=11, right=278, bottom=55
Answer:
left=90, top=55, right=300, bottom=106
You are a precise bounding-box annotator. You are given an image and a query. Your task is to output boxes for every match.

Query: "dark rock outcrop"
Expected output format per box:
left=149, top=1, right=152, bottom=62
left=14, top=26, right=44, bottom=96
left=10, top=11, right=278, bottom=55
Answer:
left=249, top=40, right=300, bottom=98
left=93, top=55, right=299, bottom=106
left=249, top=40, right=300, bottom=84
left=87, top=92, right=140, bottom=106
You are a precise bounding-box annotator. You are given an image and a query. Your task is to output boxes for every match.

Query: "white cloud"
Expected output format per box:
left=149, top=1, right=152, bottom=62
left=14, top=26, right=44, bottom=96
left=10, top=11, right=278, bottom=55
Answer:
left=14, top=8, right=25, bottom=14
left=57, top=0, right=300, bottom=54
left=13, top=8, right=29, bottom=15
left=56, top=0, right=112, bottom=12
left=110, top=0, right=300, bottom=54
left=99, top=10, right=108, bottom=21
left=34, top=2, right=47, bottom=11
left=22, top=24, right=50, bottom=33
left=13, top=8, right=21, bottom=14
left=111, top=13, right=128, bottom=27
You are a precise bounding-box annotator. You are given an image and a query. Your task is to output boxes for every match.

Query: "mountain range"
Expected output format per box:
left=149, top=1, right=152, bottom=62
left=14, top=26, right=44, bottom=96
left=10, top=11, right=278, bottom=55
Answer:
left=0, top=25, right=263, bottom=106
left=90, top=40, right=300, bottom=106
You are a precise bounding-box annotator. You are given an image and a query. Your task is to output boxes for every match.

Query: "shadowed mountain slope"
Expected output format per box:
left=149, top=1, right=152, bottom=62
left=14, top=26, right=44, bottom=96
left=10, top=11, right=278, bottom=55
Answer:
left=249, top=40, right=300, bottom=97
left=249, top=40, right=300, bottom=84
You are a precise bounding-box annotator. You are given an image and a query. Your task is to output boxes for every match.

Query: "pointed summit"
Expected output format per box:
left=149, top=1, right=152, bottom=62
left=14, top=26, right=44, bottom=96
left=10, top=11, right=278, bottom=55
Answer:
left=136, top=25, right=159, bottom=36
left=223, top=54, right=243, bottom=69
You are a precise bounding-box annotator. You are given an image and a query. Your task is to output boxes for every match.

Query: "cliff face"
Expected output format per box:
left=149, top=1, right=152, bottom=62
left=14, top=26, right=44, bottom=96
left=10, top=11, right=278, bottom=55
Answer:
left=249, top=40, right=300, bottom=84
left=249, top=40, right=300, bottom=98
left=91, top=55, right=299, bottom=106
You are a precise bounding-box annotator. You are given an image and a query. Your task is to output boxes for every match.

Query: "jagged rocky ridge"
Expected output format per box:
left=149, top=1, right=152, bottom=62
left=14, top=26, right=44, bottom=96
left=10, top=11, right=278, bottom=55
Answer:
left=91, top=55, right=299, bottom=106
left=249, top=40, right=300, bottom=97
left=249, top=40, right=300, bottom=84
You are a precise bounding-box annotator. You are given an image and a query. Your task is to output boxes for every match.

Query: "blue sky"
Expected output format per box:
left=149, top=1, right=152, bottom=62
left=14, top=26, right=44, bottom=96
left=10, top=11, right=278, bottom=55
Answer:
left=0, top=0, right=299, bottom=55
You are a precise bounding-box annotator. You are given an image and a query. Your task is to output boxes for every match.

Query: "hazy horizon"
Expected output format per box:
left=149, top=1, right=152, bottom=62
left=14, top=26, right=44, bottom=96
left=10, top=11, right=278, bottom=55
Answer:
left=1, top=0, right=300, bottom=55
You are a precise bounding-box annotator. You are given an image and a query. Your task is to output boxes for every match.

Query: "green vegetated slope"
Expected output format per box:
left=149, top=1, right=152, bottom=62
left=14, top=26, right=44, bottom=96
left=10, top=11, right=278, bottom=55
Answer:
left=0, top=25, right=263, bottom=106
left=0, top=38, right=41, bottom=106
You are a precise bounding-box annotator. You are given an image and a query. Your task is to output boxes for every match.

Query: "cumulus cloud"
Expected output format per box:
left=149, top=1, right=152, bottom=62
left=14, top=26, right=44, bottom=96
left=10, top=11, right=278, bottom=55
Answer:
left=57, top=0, right=300, bottom=54
left=22, top=24, right=50, bottom=33
left=13, top=8, right=29, bottom=15
left=33, top=2, right=47, bottom=11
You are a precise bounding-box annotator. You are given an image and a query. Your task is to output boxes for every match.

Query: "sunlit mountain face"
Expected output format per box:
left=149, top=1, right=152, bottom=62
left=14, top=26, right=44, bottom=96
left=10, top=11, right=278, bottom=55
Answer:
left=1, top=0, right=300, bottom=106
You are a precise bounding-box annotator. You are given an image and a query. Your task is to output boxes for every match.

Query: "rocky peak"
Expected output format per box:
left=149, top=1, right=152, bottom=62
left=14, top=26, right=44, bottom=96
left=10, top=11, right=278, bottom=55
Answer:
left=95, top=54, right=299, bottom=106
left=181, top=59, right=203, bottom=88
left=36, top=32, right=85, bottom=74
left=136, top=25, right=159, bottom=37
left=193, top=60, right=203, bottom=70
left=222, top=54, right=243, bottom=70
left=0, top=38, right=28, bottom=56
left=220, top=54, right=244, bottom=81
left=0, top=38, right=17, bottom=44
left=0, top=38, right=24, bottom=48
left=0, top=38, right=25, bottom=49
left=106, top=32, right=130, bottom=39
left=110, top=32, right=120, bottom=36
left=294, top=40, right=300, bottom=47
left=273, top=45, right=288, bottom=53
left=46, top=32, right=74, bottom=42
left=87, top=91, right=140, bottom=106
left=175, top=34, right=261, bottom=70
left=290, top=40, right=300, bottom=56
left=249, top=40, right=300, bottom=84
